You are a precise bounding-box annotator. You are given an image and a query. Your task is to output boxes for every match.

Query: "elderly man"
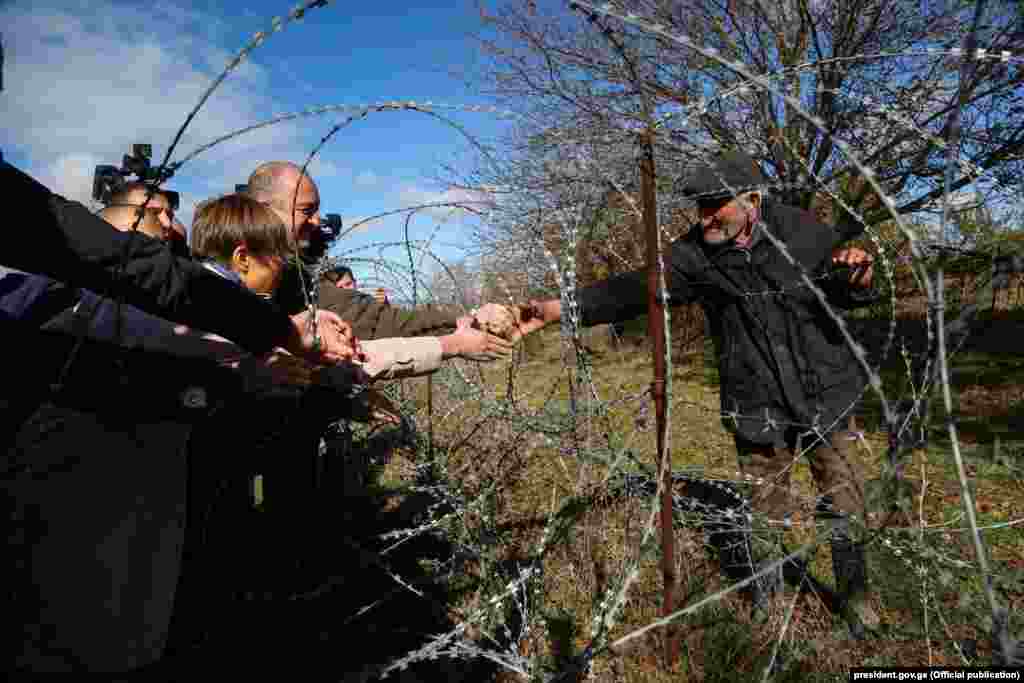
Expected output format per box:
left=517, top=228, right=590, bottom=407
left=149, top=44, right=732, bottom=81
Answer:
left=514, top=150, right=880, bottom=638
left=238, top=162, right=517, bottom=619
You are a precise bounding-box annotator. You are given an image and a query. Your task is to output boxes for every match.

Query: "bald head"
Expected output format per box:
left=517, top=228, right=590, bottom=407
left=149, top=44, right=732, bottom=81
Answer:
left=246, top=161, right=321, bottom=243
left=247, top=162, right=311, bottom=210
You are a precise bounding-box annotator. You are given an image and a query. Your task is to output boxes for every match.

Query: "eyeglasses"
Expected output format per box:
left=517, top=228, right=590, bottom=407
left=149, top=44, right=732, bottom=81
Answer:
left=108, top=203, right=175, bottom=219
left=294, top=205, right=319, bottom=219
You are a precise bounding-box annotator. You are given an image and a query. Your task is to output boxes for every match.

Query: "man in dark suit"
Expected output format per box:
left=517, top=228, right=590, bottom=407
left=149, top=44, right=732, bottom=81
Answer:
left=1, top=158, right=357, bottom=674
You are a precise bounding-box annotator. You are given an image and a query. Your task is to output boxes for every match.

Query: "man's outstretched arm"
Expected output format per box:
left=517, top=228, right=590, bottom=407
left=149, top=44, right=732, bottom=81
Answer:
left=513, top=242, right=698, bottom=336
left=3, top=159, right=354, bottom=363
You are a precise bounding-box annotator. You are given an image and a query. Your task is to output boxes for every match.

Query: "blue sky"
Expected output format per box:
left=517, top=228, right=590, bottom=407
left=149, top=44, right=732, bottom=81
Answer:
left=1, top=0, right=509, bottom=296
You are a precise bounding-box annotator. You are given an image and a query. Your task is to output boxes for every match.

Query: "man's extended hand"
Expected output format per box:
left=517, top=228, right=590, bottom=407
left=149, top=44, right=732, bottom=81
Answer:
left=472, top=303, right=519, bottom=339
left=285, top=309, right=359, bottom=364
left=831, top=247, right=874, bottom=289
left=513, top=299, right=560, bottom=337
left=441, top=316, right=515, bottom=361
left=473, top=300, right=559, bottom=341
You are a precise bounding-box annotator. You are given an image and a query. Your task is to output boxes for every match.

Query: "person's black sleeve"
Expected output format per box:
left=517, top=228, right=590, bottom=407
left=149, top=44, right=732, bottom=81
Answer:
left=2, top=159, right=293, bottom=354
left=575, top=240, right=699, bottom=327
left=833, top=210, right=868, bottom=244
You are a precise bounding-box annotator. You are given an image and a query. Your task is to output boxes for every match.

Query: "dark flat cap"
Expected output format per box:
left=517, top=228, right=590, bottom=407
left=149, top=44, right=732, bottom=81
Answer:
left=680, top=150, right=766, bottom=200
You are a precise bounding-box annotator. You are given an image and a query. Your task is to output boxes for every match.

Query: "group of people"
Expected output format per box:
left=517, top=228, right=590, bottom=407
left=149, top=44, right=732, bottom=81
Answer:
left=2, top=146, right=881, bottom=676
left=1, top=155, right=521, bottom=675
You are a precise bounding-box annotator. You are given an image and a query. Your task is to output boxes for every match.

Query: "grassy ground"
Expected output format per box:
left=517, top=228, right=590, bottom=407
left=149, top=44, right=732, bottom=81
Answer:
left=365, top=318, right=1024, bottom=680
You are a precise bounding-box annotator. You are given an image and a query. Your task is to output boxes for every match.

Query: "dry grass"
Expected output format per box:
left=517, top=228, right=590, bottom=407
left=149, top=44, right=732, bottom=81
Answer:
left=369, top=321, right=1024, bottom=680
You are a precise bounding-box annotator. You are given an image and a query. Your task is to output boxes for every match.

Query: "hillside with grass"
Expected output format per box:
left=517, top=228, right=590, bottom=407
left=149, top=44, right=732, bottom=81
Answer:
left=317, top=313, right=1023, bottom=681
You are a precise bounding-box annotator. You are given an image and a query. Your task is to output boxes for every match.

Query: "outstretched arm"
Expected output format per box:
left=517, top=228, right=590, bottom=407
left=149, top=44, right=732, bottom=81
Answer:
left=511, top=239, right=700, bottom=336
left=3, top=159, right=353, bottom=364
left=358, top=316, right=514, bottom=381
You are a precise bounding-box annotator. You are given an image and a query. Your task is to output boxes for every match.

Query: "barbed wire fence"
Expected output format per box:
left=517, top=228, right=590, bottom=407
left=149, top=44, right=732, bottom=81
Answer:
left=113, top=0, right=1024, bottom=678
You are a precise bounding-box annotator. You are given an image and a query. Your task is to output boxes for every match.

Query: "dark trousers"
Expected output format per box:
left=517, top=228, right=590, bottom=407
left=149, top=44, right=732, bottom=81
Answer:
left=3, top=402, right=194, bottom=672
left=1, top=334, right=237, bottom=674
left=161, top=394, right=328, bottom=670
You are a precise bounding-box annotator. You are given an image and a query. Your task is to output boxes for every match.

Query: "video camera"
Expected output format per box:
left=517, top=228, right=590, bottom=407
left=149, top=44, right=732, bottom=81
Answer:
left=92, top=144, right=179, bottom=211
left=234, top=182, right=342, bottom=264
left=304, top=213, right=342, bottom=263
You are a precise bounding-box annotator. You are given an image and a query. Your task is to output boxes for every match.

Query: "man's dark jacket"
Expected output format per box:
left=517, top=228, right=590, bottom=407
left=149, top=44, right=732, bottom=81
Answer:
left=1, top=332, right=240, bottom=673
left=1, top=159, right=293, bottom=354
left=576, top=200, right=874, bottom=445
left=0, top=273, right=367, bottom=673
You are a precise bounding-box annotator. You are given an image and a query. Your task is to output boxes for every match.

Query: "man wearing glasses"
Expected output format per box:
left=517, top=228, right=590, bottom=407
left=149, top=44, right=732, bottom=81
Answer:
left=244, top=161, right=513, bottom=338
left=246, top=162, right=321, bottom=252
left=101, top=182, right=189, bottom=258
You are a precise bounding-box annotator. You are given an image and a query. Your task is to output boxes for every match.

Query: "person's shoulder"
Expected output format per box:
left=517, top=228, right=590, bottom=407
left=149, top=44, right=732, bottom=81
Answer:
left=669, top=227, right=707, bottom=264
left=766, top=201, right=833, bottom=238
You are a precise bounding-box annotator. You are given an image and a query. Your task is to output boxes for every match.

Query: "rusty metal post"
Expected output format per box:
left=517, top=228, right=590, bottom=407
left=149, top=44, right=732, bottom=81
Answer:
left=427, top=375, right=434, bottom=461
left=640, top=130, right=678, bottom=667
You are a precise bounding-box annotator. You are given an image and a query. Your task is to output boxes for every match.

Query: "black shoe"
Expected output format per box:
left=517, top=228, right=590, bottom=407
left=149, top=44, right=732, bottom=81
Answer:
left=831, top=536, right=880, bottom=639
left=709, top=527, right=781, bottom=614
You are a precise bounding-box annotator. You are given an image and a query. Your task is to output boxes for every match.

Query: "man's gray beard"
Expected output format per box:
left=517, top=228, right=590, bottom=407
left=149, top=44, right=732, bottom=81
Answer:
left=702, top=223, right=742, bottom=245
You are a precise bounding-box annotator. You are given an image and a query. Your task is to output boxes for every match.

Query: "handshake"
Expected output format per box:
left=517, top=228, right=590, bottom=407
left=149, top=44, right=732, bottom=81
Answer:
left=290, top=300, right=555, bottom=370
left=468, top=302, right=548, bottom=343
left=240, top=300, right=559, bottom=423
left=438, top=302, right=537, bottom=364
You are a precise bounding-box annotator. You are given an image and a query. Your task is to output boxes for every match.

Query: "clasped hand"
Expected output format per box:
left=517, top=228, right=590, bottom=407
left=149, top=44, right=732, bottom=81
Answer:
left=286, top=309, right=361, bottom=364
left=831, top=247, right=874, bottom=289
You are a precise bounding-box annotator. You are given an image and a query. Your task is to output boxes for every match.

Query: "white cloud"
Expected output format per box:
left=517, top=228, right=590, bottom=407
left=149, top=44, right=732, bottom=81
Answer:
left=396, top=185, right=495, bottom=220
left=0, top=0, right=324, bottom=212
left=41, top=153, right=105, bottom=206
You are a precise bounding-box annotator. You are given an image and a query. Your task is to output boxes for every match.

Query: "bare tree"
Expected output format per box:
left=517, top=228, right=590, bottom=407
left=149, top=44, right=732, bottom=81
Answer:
left=462, top=0, right=1024, bottom=243
left=428, top=259, right=484, bottom=308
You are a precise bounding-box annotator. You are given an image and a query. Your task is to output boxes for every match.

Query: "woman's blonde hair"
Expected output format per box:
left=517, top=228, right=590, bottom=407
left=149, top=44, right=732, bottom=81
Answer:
left=191, top=194, right=291, bottom=263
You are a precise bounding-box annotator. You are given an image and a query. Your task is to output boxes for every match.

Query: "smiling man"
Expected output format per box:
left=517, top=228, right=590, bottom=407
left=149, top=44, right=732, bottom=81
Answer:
left=247, top=161, right=321, bottom=248
left=513, top=150, right=880, bottom=638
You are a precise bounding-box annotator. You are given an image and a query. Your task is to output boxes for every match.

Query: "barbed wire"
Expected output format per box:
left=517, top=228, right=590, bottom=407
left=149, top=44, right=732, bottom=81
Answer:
left=42, top=0, right=1024, bottom=675
left=335, top=2, right=1024, bottom=679
left=171, top=101, right=516, bottom=175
